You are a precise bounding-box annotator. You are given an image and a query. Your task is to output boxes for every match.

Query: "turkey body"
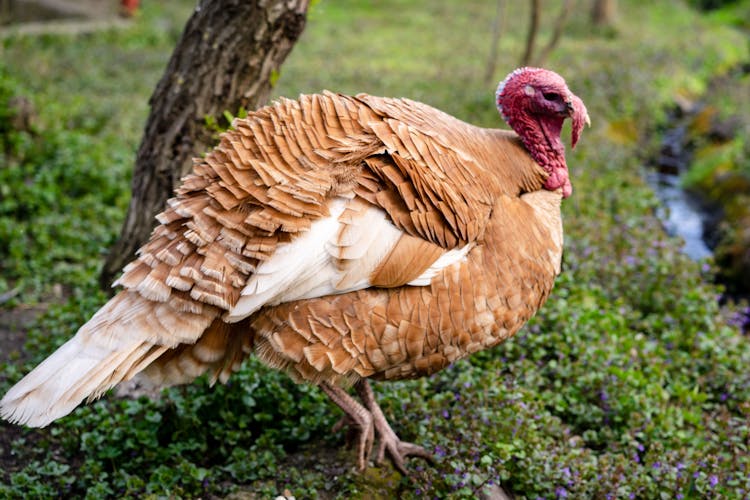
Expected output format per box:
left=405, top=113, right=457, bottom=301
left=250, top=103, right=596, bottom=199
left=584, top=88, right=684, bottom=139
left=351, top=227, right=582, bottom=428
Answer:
left=253, top=187, right=562, bottom=384
left=1, top=69, right=586, bottom=471
left=119, top=92, right=561, bottom=390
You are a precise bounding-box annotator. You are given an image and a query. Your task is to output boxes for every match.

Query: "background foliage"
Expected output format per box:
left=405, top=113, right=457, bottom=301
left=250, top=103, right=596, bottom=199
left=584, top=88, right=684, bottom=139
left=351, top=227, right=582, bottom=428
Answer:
left=1, top=0, right=749, bottom=497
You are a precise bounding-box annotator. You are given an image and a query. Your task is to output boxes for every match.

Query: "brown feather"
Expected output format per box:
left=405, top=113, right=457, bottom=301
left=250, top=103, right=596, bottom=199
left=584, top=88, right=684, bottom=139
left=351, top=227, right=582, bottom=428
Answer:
left=370, top=234, right=445, bottom=288
left=2, top=86, right=568, bottom=433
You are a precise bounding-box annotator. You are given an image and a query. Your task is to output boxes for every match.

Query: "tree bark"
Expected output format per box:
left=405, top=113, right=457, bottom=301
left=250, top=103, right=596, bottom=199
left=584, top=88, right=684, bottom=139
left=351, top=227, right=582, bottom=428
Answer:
left=100, top=0, right=310, bottom=289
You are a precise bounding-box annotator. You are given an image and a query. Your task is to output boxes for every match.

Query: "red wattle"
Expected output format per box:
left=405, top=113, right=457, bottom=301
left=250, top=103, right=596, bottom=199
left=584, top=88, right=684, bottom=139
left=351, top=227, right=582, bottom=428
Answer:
left=543, top=168, right=571, bottom=198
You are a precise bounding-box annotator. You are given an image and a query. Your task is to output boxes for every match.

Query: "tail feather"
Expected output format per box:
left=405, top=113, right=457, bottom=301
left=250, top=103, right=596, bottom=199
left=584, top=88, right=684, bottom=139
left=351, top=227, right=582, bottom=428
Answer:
left=0, top=292, right=217, bottom=427
left=135, top=317, right=253, bottom=388
left=122, top=345, right=170, bottom=382
left=0, top=337, right=143, bottom=426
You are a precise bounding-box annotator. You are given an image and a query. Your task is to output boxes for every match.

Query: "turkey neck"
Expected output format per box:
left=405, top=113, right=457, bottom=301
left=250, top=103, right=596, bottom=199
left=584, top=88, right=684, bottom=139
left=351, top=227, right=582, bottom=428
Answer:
left=511, top=113, right=570, bottom=194
left=468, top=129, right=549, bottom=198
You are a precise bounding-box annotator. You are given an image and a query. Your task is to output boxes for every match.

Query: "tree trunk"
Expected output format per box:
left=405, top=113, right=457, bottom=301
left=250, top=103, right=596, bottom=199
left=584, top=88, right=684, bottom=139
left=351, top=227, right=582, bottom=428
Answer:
left=519, top=0, right=540, bottom=67
left=591, top=0, right=617, bottom=28
left=100, top=0, right=310, bottom=289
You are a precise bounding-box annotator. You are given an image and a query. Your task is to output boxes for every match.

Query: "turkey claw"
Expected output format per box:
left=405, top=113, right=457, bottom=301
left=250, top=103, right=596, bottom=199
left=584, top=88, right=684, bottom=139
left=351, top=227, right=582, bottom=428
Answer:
left=322, top=380, right=433, bottom=474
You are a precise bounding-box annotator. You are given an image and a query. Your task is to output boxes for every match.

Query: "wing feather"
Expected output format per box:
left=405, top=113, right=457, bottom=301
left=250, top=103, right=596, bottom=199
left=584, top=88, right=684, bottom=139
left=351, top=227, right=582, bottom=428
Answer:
left=225, top=196, right=470, bottom=323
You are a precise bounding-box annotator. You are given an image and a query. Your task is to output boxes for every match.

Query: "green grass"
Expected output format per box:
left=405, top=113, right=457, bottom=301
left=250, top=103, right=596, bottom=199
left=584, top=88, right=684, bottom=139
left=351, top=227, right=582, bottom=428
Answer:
left=0, top=2, right=193, bottom=300
left=1, top=0, right=750, bottom=497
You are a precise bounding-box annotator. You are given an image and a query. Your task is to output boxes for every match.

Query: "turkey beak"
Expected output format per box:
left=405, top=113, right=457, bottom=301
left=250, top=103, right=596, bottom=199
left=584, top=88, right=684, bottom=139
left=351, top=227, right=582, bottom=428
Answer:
left=568, top=94, right=590, bottom=149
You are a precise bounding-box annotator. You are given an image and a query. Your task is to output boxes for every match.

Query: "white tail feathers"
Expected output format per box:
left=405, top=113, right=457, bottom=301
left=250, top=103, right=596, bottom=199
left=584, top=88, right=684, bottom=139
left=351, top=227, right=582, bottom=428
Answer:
left=0, top=292, right=217, bottom=427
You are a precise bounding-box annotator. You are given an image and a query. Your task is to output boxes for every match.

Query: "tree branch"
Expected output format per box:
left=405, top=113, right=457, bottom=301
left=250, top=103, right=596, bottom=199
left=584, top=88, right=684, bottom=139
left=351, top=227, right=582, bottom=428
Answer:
left=536, top=0, right=574, bottom=65
left=484, top=0, right=506, bottom=85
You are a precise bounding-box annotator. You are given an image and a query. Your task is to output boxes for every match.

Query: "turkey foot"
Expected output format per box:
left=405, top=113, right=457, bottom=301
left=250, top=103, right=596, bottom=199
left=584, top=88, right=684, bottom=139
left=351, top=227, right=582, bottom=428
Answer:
left=322, top=380, right=433, bottom=474
left=355, top=380, right=435, bottom=475
left=321, top=382, right=374, bottom=471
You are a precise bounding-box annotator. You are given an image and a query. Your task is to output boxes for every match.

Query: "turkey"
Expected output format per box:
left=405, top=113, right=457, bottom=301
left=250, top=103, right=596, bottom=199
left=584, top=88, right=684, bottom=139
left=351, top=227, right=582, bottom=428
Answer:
left=1, top=67, right=589, bottom=473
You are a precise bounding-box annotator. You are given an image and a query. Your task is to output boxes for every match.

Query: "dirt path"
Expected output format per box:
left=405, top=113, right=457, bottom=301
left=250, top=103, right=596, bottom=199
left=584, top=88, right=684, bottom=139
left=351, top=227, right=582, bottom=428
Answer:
left=1, top=0, right=130, bottom=38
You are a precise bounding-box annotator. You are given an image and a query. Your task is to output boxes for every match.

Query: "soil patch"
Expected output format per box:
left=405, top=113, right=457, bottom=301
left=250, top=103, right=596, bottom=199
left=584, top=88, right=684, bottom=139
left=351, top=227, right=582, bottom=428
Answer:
left=0, top=303, right=50, bottom=485
left=0, top=305, right=45, bottom=366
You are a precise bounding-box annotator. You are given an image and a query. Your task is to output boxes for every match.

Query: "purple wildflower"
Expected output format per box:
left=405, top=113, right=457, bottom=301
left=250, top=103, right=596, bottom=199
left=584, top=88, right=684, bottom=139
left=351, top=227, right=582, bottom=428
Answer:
left=709, top=475, right=718, bottom=488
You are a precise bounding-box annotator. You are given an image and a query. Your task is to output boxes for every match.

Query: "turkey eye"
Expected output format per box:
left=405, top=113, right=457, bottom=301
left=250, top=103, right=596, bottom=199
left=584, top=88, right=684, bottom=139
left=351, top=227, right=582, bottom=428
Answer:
left=542, top=92, right=559, bottom=101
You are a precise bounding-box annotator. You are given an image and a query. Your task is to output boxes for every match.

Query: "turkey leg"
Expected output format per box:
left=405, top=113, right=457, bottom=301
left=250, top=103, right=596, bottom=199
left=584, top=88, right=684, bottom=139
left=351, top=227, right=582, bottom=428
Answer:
left=320, top=382, right=374, bottom=471
left=321, top=380, right=434, bottom=474
left=355, top=379, right=434, bottom=474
